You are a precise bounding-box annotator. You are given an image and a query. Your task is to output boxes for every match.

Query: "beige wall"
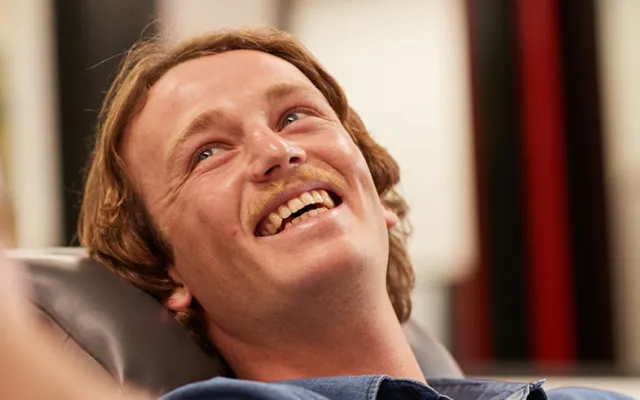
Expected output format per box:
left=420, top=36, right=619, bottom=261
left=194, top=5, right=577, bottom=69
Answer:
left=157, top=0, right=281, bottom=42
left=1, top=0, right=62, bottom=248
left=597, top=0, right=640, bottom=371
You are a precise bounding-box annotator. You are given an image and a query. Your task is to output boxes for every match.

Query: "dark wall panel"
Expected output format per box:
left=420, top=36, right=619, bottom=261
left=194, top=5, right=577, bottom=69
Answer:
left=559, top=0, right=614, bottom=362
left=54, top=0, right=156, bottom=243
left=454, top=0, right=529, bottom=366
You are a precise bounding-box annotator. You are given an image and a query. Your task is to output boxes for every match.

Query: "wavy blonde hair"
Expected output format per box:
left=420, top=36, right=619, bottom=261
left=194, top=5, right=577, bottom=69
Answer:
left=78, top=28, right=414, bottom=367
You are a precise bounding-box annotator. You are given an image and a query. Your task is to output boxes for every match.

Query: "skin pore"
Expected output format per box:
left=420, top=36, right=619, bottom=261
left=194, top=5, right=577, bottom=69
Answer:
left=121, top=50, right=424, bottom=383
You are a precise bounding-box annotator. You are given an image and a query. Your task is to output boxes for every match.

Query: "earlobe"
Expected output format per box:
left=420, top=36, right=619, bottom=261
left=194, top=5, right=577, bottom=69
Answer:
left=383, top=207, right=399, bottom=229
left=166, top=267, right=193, bottom=311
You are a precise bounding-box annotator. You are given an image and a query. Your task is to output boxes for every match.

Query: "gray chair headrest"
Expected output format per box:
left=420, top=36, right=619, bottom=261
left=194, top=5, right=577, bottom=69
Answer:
left=10, top=247, right=222, bottom=395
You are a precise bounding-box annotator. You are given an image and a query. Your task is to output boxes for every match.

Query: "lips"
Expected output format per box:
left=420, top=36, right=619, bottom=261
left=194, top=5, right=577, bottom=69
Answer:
left=255, top=189, right=339, bottom=237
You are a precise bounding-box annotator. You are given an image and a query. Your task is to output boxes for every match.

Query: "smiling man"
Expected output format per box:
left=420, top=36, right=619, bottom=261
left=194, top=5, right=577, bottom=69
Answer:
left=0, top=28, right=632, bottom=400
left=111, top=43, right=416, bottom=383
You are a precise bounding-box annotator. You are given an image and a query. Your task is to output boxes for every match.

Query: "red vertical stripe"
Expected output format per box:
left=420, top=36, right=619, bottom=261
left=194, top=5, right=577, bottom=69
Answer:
left=516, top=0, right=576, bottom=363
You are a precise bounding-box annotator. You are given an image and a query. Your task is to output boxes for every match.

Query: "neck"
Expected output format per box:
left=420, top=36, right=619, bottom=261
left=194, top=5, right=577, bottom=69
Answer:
left=209, top=295, right=425, bottom=384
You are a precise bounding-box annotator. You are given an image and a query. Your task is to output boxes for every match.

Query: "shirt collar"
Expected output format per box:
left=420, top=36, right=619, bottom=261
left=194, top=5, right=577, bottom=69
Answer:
left=281, top=375, right=547, bottom=400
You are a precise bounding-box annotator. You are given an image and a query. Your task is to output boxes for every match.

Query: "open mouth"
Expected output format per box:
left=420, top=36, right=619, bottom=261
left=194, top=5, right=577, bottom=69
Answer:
left=255, top=189, right=342, bottom=237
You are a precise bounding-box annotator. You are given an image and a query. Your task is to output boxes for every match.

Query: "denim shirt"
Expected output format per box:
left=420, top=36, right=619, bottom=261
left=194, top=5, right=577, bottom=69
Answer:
left=162, top=375, right=633, bottom=400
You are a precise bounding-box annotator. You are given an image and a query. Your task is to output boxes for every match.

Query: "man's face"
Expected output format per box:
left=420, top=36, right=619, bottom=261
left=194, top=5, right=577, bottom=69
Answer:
left=122, top=50, right=395, bottom=334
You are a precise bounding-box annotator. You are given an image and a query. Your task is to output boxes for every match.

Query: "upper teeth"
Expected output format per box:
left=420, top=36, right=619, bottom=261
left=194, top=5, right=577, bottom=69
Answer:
left=260, top=189, right=335, bottom=236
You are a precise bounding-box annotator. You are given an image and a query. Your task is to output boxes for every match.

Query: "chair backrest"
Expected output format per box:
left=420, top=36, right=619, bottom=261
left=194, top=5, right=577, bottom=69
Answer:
left=9, top=247, right=463, bottom=397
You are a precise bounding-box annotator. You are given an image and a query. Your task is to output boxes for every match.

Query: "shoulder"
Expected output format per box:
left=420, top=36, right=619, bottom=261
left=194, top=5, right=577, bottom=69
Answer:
left=546, top=387, right=635, bottom=399
left=161, top=377, right=331, bottom=400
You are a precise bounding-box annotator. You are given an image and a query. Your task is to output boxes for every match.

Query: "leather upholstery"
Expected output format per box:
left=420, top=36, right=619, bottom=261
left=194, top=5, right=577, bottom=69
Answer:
left=8, top=247, right=463, bottom=397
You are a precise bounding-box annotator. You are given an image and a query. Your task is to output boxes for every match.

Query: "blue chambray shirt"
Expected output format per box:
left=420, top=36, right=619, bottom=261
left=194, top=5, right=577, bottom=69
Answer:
left=162, top=375, right=633, bottom=399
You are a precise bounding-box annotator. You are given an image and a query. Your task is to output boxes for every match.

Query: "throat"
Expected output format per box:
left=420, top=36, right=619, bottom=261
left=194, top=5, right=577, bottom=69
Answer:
left=217, top=300, right=426, bottom=383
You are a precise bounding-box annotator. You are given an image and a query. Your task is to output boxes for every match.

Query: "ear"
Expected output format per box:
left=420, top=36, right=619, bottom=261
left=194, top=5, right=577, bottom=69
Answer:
left=383, top=206, right=399, bottom=229
left=166, top=267, right=193, bottom=311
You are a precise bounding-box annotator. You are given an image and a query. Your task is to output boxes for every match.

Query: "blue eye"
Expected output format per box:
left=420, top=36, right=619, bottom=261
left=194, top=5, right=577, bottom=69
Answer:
left=279, top=110, right=310, bottom=130
left=195, top=145, right=223, bottom=165
left=281, top=112, right=300, bottom=127
left=198, top=149, right=214, bottom=163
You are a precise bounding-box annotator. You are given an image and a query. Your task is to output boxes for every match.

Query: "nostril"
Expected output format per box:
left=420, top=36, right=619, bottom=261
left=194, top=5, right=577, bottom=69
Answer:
left=259, top=152, right=304, bottom=178
left=289, top=156, right=303, bottom=165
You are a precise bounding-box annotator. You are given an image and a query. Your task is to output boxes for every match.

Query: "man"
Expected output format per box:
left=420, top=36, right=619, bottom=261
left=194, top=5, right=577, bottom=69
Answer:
left=0, top=28, right=631, bottom=399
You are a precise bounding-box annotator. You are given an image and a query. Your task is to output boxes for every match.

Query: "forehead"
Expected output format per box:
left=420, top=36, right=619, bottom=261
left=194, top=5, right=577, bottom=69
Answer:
left=147, top=50, right=315, bottom=116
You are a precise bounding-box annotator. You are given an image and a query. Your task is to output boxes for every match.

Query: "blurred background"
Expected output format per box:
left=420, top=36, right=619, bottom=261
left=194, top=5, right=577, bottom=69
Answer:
left=0, top=0, right=639, bottom=392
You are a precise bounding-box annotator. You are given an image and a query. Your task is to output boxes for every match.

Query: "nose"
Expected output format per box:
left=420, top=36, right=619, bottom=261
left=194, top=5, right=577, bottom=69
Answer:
left=247, top=127, right=307, bottom=183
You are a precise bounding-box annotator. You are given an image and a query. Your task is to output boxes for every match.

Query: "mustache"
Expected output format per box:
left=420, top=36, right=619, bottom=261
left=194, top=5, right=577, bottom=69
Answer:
left=245, top=165, right=348, bottom=226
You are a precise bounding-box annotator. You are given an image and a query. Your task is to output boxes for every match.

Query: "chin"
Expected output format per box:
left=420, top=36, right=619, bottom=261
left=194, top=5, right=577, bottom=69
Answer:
left=270, top=233, right=383, bottom=295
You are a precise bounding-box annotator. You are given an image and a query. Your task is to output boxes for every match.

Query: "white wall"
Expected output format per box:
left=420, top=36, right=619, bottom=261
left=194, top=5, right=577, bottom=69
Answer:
left=1, top=0, right=62, bottom=248
left=597, top=0, right=640, bottom=370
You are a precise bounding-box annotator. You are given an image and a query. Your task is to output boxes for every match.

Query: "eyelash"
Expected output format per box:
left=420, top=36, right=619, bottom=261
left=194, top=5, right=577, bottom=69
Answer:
left=277, top=107, right=315, bottom=130
left=190, top=144, right=224, bottom=170
left=190, top=107, right=317, bottom=170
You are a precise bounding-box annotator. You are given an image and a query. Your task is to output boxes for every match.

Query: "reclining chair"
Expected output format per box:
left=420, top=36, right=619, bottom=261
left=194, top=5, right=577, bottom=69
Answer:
left=9, top=247, right=463, bottom=398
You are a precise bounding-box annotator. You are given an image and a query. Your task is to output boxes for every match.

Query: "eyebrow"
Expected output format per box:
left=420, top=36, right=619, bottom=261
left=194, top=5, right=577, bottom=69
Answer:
left=265, top=82, right=318, bottom=103
left=164, top=82, right=319, bottom=168
left=165, top=108, right=228, bottom=168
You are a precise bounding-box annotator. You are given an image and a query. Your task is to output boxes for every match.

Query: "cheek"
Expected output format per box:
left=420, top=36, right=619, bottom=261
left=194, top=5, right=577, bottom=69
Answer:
left=166, top=182, right=240, bottom=259
left=325, top=131, right=370, bottom=173
left=326, top=132, right=387, bottom=226
left=330, top=134, right=377, bottom=195
left=169, top=189, right=244, bottom=294
left=194, top=191, right=232, bottom=224
left=185, top=171, right=242, bottom=229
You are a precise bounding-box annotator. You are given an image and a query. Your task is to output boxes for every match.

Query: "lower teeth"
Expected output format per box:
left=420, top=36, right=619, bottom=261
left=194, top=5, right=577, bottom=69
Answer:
left=266, top=206, right=330, bottom=236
